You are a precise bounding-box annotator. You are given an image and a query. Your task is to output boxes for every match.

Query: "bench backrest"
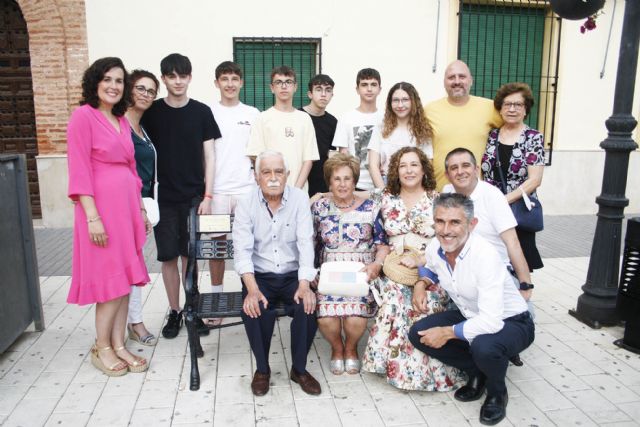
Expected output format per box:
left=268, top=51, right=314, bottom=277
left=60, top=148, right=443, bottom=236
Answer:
left=187, top=208, right=235, bottom=260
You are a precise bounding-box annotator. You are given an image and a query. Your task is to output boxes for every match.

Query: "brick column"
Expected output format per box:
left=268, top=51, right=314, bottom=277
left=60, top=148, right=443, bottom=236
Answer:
left=17, top=0, right=88, bottom=226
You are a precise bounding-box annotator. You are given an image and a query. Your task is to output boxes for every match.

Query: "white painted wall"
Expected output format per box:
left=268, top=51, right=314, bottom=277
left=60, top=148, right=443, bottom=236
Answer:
left=68, top=0, right=640, bottom=224
left=554, top=0, right=640, bottom=150
left=84, top=0, right=451, bottom=114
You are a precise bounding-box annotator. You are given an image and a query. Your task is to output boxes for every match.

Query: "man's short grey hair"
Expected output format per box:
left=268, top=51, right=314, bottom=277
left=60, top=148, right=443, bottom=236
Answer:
left=433, top=193, right=474, bottom=222
left=255, top=150, right=289, bottom=175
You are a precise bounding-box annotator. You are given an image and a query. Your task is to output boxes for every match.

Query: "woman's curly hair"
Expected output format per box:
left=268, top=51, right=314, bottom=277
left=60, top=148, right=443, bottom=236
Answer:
left=381, top=82, right=432, bottom=145
left=494, top=82, right=534, bottom=117
left=128, top=69, right=160, bottom=104
left=385, top=146, right=436, bottom=196
left=323, top=152, right=360, bottom=188
left=80, top=57, right=130, bottom=117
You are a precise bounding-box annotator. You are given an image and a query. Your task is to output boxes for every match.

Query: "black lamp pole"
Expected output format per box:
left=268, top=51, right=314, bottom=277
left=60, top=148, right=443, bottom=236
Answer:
left=568, top=0, right=640, bottom=328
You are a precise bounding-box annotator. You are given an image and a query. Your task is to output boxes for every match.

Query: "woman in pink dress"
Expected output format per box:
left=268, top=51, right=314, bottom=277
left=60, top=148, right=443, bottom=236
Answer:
left=67, top=57, right=151, bottom=376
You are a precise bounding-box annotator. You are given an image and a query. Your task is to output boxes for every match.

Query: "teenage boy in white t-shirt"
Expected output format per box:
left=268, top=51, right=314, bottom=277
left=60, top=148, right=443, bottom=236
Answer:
left=332, top=68, right=383, bottom=190
left=207, top=61, right=259, bottom=310
left=246, top=66, right=319, bottom=190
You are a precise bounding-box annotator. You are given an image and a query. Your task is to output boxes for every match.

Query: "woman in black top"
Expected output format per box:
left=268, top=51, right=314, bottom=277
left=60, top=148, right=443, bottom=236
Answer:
left=125, top=69, right=160, bottom=345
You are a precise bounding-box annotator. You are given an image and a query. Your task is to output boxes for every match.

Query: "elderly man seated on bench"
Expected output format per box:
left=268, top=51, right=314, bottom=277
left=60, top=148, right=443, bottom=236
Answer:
left=232, top=149, right=320, bottom=397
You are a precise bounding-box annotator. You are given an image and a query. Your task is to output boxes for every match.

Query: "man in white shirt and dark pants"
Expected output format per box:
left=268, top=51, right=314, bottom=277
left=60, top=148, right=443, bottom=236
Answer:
left=408, top=193, right=534, bottom=426
left=233, top=150, right=320, bottom=397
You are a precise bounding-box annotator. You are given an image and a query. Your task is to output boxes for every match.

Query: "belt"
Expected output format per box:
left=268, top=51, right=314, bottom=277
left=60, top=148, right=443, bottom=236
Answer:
left=505, top=311, right=531, bottom=322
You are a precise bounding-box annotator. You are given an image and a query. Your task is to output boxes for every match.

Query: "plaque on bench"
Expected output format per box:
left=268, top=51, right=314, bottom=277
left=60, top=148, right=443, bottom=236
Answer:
left=198, top=214, right=232, bottom=233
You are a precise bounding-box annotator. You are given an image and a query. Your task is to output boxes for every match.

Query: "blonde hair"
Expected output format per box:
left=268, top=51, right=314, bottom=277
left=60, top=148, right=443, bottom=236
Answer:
left=323, top=153, right=360, bottom=187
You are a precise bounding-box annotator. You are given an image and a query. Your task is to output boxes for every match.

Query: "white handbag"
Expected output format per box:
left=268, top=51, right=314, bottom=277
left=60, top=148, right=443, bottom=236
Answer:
left=318, top=261, right=369, bottom=297
left=142, top=197, right=159, bottom=227
left=141, top=127, right=159, bottom=227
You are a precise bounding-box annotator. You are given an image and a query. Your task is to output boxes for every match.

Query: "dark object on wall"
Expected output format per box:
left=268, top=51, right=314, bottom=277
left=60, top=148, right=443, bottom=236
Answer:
left=615, top=218, right=640, bottom=353
left=0, top=154, right=44, bottom=353
left=550, top=0, right=605, bottom=20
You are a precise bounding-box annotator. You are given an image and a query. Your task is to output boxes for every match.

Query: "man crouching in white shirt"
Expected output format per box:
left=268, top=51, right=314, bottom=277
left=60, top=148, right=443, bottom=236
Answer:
left=408, top=193, right=534, bottom=426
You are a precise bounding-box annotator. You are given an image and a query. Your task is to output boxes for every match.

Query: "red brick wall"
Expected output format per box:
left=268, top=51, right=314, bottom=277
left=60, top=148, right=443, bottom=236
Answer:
left=17, top=0, right=88, bottom=155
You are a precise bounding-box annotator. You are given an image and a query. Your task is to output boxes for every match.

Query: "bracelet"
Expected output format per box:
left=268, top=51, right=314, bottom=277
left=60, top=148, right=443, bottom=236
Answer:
left=204, top=193, right=213, bottom=199
left=87, top=216, right=101, bottom=223
left=374, top=260, right=384, bottom=267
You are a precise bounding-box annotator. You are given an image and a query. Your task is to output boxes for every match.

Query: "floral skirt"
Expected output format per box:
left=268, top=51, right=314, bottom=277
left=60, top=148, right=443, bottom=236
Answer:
left=361, top=278, right=465, bottom=391
left=316, top=250, right=378, bottom=318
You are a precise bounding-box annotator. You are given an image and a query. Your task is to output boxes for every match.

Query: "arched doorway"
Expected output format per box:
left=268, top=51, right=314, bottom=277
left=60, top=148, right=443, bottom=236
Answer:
left=0, top=0, right=40, bottom=218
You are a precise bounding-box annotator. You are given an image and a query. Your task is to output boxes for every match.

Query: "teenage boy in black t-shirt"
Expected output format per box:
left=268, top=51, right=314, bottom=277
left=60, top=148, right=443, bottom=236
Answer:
left=141, top=53, right=221, bottom=339
left=300, top=74, right=337, bottom=196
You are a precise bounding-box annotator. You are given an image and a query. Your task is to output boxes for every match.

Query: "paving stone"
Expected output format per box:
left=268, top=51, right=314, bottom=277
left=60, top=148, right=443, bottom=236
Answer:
left=372, top=392, right=425, bottom=425
left=7, top=226, right=640, bottom=427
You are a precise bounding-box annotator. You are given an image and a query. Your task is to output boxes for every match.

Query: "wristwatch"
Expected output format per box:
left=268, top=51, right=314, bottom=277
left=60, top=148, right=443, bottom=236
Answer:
left=519, top=282, right=535, bottom=291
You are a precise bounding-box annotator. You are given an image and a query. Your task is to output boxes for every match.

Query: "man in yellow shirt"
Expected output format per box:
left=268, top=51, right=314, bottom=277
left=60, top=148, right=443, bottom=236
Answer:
left=425, top=60, right=502, bottom=191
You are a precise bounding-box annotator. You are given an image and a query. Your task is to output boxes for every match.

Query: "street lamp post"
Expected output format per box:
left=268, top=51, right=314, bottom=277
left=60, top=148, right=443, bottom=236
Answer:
left=566, top=0, right=640, bottom=328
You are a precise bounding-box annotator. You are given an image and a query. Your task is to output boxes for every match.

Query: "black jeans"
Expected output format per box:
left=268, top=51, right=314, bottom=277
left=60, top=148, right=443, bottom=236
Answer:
left=241, top=271, right=318, bottom=374
left=409, top=310, right=535, bottom=395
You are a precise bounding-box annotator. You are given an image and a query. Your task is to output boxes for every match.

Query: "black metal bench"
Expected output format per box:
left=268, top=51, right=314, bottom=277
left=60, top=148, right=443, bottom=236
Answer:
left=182, top=205, right=286, bottom=391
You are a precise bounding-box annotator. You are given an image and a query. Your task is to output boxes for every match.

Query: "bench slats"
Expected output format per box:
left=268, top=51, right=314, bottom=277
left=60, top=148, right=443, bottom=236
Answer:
left=198, top=291, right=288, bottom=318
left=196, top=240, right=234, bottom=259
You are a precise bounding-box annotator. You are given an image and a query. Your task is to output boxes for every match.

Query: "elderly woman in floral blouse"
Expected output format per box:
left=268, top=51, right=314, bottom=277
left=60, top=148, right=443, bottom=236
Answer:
left=311, top=153, right=389, bottom=375
left=481, top=82, right=545, bottom=272
left=361, top=146, right=464, bottom=391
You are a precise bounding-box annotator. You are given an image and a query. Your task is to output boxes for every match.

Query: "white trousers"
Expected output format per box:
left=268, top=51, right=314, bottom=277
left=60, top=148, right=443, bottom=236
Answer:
left=128, top=285, right=143, bottom=324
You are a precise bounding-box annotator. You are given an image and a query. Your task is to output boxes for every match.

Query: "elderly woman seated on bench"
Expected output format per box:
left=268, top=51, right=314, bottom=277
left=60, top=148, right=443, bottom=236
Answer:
left=232, top=150, right=321, bottom=397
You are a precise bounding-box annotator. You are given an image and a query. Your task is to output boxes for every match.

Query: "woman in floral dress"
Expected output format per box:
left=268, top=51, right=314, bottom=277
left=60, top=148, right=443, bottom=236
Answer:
left=362, top=146, right=464, bottom=391
left=312, top=153, right=389, bottom=375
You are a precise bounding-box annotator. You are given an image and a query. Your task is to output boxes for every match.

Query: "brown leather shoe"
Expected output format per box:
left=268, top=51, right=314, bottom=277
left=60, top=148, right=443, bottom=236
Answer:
left=251, top=370, right=270, bottom=396
left=290, top=368, right=321, bottom=395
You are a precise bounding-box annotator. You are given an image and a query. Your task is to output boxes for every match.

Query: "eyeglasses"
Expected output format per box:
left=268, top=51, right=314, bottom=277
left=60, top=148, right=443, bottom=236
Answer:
left=272, top=79, right=296, bottom=88
left=134, top=85, right=158, bottom=98
left=502, top=101, right=525, bottom=110
left=391, top=97, right=411, bottom=105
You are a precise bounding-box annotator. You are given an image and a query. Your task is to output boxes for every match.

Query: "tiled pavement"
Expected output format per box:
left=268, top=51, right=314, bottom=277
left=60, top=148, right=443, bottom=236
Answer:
left=1, top=215, right=640, bottom=426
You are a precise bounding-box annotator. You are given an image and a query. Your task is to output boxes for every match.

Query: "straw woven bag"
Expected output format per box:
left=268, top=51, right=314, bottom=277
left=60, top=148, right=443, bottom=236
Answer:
left=382, top=247, right=421, bottom=286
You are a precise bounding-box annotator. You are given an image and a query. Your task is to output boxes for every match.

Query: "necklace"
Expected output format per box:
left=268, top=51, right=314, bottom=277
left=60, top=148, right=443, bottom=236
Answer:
left=334, top=196, right=357, bottom=210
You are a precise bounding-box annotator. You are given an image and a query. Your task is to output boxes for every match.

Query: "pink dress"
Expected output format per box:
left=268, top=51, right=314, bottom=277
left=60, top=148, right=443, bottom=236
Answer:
left=66, top=105, right=150, bottom=305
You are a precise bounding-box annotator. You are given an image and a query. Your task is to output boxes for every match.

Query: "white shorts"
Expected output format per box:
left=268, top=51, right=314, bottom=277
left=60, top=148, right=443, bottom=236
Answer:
left=204, top=193, right=251, bottom=238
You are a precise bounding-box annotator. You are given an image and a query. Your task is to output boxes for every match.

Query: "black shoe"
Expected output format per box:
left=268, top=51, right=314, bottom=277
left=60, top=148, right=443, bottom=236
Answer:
left=480, top=392, right=508, bottom=425
left=196, top=316, right=210, bottom=336
left=454, top=374, right=486, bottom=402
left=162, top=310, right=183, bottom=339
left=509, top=354, right=523, bottom=367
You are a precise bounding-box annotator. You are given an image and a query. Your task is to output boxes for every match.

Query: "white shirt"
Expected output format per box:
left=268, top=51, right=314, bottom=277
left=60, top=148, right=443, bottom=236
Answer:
left=211, top=102, right=259, bottom=194
left=442, top=181, right=516, bottom=264
left=232, top=185, right=316, bottom=282
left=331, top=109, right=384, bottom=190
left=368, top=127, right=433, bottom=178
left=422, top=234, right=528, bottom=342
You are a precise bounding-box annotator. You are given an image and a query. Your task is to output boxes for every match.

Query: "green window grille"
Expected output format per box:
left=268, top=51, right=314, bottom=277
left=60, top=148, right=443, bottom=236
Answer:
left=233, top=37, right=321, bottom=111
left=458, top=0, right=561, bottom=163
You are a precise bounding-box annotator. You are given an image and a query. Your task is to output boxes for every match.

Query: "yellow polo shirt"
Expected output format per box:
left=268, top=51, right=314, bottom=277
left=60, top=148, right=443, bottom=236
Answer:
left=425, top=96, right=502, bottom=191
